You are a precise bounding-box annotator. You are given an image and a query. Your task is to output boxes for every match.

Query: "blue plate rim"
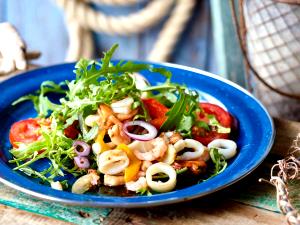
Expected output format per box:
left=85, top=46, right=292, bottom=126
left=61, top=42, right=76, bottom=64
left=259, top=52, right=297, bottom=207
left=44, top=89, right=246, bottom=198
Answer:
left=0, top=61, right=275, bottom=208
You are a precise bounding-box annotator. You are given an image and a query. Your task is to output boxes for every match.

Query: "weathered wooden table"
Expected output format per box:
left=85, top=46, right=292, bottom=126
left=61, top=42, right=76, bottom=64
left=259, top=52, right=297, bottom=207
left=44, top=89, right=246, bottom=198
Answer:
left=0, top=72, right=299, bottom=225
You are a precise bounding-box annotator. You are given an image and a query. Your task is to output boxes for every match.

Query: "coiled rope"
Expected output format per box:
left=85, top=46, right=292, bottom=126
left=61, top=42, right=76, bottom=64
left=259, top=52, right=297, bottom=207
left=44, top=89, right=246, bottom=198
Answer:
left=55, top=0, right=196, bottom=61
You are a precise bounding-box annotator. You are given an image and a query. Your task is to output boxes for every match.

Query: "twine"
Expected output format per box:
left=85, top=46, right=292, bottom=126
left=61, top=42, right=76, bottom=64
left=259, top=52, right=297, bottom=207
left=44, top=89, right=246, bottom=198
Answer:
left=259, top=134, right=300, bottom=225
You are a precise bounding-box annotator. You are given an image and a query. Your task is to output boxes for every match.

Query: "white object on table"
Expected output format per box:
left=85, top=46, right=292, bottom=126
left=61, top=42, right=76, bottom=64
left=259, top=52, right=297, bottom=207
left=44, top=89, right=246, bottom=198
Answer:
left=0, top=22, right=27, bottom=75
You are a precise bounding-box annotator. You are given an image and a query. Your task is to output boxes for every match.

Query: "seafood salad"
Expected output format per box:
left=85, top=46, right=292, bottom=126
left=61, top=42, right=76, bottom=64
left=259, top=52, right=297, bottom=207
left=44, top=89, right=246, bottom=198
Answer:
left=9, top=44, right=237, bottom=195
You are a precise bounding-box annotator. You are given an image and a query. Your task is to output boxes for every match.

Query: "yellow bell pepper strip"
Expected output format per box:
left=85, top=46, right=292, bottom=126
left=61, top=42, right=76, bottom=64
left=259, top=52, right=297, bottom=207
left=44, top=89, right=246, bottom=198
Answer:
left=116, top=144, right=141, bottom=182
left=95, top=129, right=110, bottom=153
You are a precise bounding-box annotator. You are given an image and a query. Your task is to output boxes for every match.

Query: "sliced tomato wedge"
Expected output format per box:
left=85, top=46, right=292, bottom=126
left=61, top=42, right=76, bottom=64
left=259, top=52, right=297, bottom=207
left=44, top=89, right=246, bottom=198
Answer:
left=9, top=118, right=41, bottom=148
left=192, top=103, right=232, bottom=146
left=142, top=98, right=169, bottom=129
left=142, top=98, right=169, bottom=119
left=64, top=121, right=80, bottom=139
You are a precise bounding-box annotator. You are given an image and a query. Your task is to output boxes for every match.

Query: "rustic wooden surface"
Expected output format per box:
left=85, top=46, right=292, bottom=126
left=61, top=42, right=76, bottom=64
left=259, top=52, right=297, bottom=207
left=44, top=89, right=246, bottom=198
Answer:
left=0, top=196, right=287, bottom=225
left=0, top=117, right=298, bottom=225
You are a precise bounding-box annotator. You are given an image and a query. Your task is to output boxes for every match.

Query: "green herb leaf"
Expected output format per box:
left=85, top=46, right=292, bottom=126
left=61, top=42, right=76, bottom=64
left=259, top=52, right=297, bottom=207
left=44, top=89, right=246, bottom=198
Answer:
left=12, top=81, right=65, bottom=117
left=196, top=121, right=210, bottom=131
left=209, top=148, right=227, bottom=177
left=161, top=89, right=199, bottom=137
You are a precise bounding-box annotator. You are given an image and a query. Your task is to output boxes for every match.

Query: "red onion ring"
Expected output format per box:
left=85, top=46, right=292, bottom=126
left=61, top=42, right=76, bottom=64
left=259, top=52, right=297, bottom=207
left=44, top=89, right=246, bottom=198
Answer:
left=73, top=140, right=91, bottom=156
left=74, top=156, right=90, bottom=169
left=123, top=120, right=157, bottom=141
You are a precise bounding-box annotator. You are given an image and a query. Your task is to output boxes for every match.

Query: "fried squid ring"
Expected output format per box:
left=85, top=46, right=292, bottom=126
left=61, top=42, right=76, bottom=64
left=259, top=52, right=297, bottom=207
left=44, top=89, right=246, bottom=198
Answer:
left=174, top=139, right=205, bottom=160
left=146, top=162, right=176, bottom=192
left=207, top=139, right=237, bottom=159
left=97, top=150, right=129, bottom=175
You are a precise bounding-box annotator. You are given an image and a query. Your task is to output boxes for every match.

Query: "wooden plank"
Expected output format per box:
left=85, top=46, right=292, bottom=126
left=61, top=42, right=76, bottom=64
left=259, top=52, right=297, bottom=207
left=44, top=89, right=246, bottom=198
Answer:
left=271, top=118, right=300, bottom=157
left=0, top=205, right=72, bottom=225
left=105, top=200, right=285, bottom=225
left=0, top=184, right=111, bottom=225
left=0, top=199, right=286, bottom=225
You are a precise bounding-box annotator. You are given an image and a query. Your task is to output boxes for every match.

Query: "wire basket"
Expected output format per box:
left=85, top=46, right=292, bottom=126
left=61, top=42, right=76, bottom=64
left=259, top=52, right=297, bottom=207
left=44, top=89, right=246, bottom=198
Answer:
left=231, top=0, right=300, bottom=121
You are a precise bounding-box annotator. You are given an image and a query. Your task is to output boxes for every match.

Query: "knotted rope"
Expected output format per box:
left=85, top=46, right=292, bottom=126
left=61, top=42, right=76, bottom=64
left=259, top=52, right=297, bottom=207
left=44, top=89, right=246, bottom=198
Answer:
left=55, top=0, right=195, bottom=62
left=260, top=134, right=300, bottom=225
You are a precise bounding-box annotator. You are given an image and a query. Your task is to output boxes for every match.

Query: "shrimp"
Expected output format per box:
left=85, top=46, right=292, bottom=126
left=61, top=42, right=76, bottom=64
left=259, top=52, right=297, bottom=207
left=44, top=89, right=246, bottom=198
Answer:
left=108, top=124, right=131, bottom=145
left=104, top=175, right=125, bottom=186
left=128, top=137, right=168, bottom=161
left=116, top=108, right=139, bottom=121
left=162, top=131, right=183, bottom=144
left=126, top=177, right=147, bottom=192
left=141, top=160, right=152, bottom=172
left=98, top=104, right=121, bottom=129
left=110, top=97, right=134, bottom=114
left=71, top=170, right=100, bottom=194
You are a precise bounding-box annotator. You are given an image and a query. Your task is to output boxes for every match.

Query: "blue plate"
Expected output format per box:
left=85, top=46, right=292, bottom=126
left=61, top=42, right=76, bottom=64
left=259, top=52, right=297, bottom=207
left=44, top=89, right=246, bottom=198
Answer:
left=0, top=61, right=274, bottom=208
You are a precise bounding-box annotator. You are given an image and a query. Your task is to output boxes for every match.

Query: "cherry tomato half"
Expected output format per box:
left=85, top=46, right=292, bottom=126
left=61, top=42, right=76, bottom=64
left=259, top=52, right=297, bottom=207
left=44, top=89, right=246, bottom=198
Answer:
left=142, top=98, right=169, bottom=129
left=9, top=118, right=41, bottom=148
left=192, top=103, right=232, bottom=146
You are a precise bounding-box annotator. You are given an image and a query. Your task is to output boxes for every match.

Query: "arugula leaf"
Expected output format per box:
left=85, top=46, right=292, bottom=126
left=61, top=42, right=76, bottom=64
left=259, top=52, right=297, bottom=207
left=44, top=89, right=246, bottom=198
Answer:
left=160, top=90, right=187, bottom=130
left=13, top=81, right=65, bottom=117
left=177, top=114, right=194, bottom=136
left=209, top=148, right=227, bottom=177
left=196, top=121, right=210, bottom=131
left=19, top=166, right=52, bottom=183
left=161, top=89, right=199, bottom=137
left=150, top=67, right=172, bottom=83
left=84, top=125, right=99, bottom=142
left=152, top=91, right=177, bottom=108
left=137, top=188, right=152, bottom=196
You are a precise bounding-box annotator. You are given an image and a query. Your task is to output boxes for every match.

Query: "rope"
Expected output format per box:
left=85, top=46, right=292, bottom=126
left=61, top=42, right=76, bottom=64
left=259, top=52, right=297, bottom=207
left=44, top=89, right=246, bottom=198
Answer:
left=64, top=18, right=94, bottom=61
left=56, top=0, right=174, bottom=35
left=55, top=0, right=195, bottom=62
left=148, top=0, right=196, bottom=61
left=86, top=0, right=140, bottom=5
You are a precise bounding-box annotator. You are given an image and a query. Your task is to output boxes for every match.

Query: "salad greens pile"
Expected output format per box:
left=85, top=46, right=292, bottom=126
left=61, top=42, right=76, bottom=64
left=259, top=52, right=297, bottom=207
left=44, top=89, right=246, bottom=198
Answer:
left=10, top=44, right=222, bottom=185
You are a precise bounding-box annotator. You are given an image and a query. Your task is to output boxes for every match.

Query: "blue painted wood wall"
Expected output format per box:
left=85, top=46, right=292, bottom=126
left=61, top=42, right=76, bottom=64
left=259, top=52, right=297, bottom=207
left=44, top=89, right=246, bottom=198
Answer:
left=0, top=0, right=245, bottom=85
